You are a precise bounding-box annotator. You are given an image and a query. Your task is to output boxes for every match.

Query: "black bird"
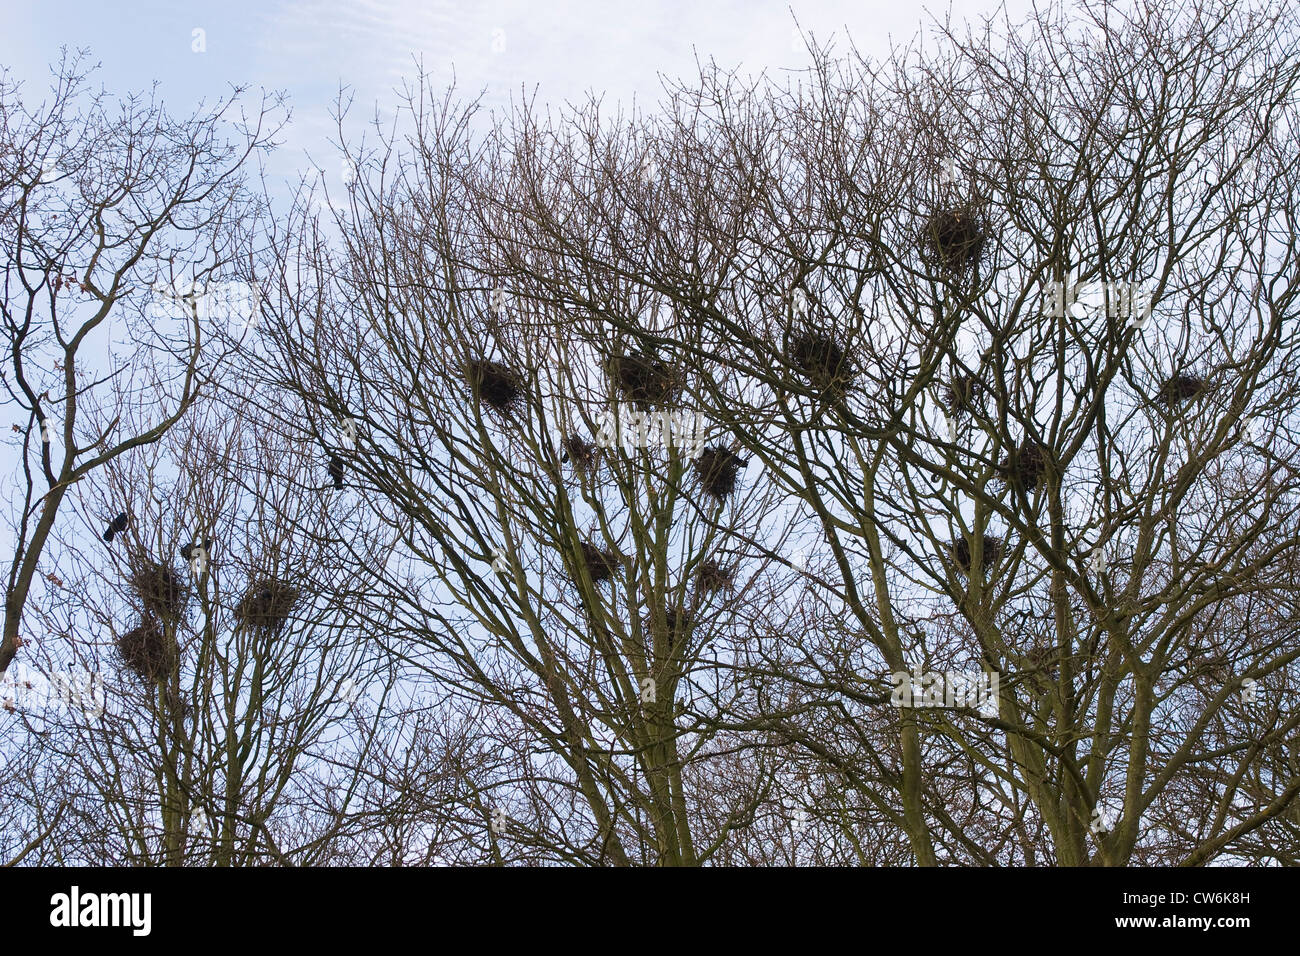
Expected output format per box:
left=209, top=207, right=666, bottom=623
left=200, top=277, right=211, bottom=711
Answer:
left=103, top=512, right=129, bottom=543
left=180, top=537, right=215, bottom=563
left=328, top=455, right=345, bottom=490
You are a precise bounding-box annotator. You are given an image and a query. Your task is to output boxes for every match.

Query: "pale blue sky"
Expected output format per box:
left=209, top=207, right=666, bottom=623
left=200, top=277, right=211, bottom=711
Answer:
left=1, top=0, right=1040, bottom=185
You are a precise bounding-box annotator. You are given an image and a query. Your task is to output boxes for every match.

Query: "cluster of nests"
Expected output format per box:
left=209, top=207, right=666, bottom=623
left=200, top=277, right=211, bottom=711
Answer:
left=636, top=558, right=739, bottom=660
left=948, top=534, right=1005, bottom=575
left=942, top=377, right=1043, bottom=494
left=117, top=559, right=188, bottom=686
left=943, top=370, right=1207, bottom=420
left=468, top=347, right=749, bottom=509
left=919, top=205, right=990, bottom=273
left=569, top=541, right=735, bottom=595
left=558, top=401, right=747, bottom=508
left=115, top=555, right=302, bottom=686
left=464, top=347, right=685, bottom=423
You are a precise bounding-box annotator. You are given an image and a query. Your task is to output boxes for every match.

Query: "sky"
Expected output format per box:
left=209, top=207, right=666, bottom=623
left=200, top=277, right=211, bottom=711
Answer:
left=3, top=1, right=1289, bottom=867
left=0, top=0, right=1042, bottom=188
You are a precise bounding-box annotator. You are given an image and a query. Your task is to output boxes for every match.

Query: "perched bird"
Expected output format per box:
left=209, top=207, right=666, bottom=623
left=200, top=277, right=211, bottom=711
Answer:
left=180, top=537, right=215, bottom=563
left=328, top=455, right=345, bottom=490
left=103, top=512, right=129, bottom=543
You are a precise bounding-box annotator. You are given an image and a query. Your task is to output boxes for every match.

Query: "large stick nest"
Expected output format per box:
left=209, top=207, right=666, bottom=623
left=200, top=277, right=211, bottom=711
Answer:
left=464, top=359, right=525, bottom=413
left=233, top=578, right=301, bottom=632
left=920, top=205, right=990, bottom=272
left=949, top=535, right=1005, bottom=574
left=643, top=605, right=695, bottom=655
left=117, top=617, right=176, bottom=684
left=695, top=557, right=736, bottom=594
left=786, top=330, right=853, bottom=398
left=574, top=541, right=620, bottom=586
left=693, top=446, right=747, bottom=502
left=945, top=374, right=983, bottom=416
left=999, top=441, right=1051, bottom=492
left=1025, top=645, right=1059, bottom=679
left=128, top=559, right=189, bottom=622
left=1155, top=373, right=1208, bottom=406
left=561, top=433, right=599, bottom=472
left=605, top=352, right=682, bottom=409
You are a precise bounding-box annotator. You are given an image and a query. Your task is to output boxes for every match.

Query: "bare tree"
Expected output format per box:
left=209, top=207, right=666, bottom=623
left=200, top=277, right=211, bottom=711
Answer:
left=507, top=0, right=1300, bottom=864
left=3, top=393, right=407, bottom=865
left=8, top=0, right=1300, bottom=868
left=248, top=0, right=1300, bottom=865
left=0, top=52, right=282, bottom=682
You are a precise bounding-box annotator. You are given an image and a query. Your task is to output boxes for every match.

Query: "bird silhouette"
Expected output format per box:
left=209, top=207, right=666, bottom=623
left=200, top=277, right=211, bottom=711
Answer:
left=103, top=512, right=129, bottom=543
left=328, top=455, right=345, bottom=490
left=180, top=537, right=214, bottom=563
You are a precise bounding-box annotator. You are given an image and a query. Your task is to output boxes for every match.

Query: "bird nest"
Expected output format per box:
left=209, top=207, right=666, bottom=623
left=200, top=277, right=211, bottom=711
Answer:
left=233, top=579, right=301, bottom=632
left=693, top=446, right=747, bottom=502
left=606, top=352, right=681, bottom=409
left=574, top=541, right=619, bottom=586
left=128, top=559, right=189, bottom=622
left=945, top=374, right=983, bottom=416
left=561, top=434, right=599, bottom=472
left=117, top=617, right=176, bottom=684
left=1155, top=373, right=1208, bottom=406
left=642, top=605, right=694, bottom=654
left=695, top=558, right=736, bottom=594
left=920, top=205, right=990, bottom=272
left=949, top=535, right=1005, bottom=574
left=1025, top=645, right=1059, bottom=679
left=464, top=359, right=525, bottom=413
left=786, top=330, right=853, bottom=398
left=1000, top=441, right=1051, bottom=492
